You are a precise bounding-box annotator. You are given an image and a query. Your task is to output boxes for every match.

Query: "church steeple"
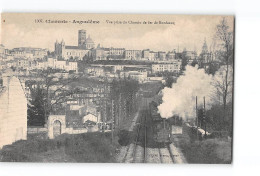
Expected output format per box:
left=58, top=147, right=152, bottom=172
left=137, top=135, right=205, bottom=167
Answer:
left=202, top=38, right=208, bottom=54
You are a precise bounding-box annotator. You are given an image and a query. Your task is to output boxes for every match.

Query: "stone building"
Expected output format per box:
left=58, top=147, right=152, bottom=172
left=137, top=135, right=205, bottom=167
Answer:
left=10, top=47, right=47, bottom=59
left=120, top=70, right=148, bottom=83
left=0, top=70, right=27, bottom=149
left=152, top=60, right=182, bottom=73
left=124, top=50, right=142, bottom=60
left=55, top=30, right=95, bottom=60
left=107, top=47, right=125, bottom=59
left=85, top=35, right=95, bottom=49
left=183, top=50, right=197, bottom=60
left=166, top=51, right=175, bottom=60
left=158, top=51, right=166, bottom=60
left=47, top=57, right=78, bottom=72
left=78, top=29, right=87, bottom=47
left=91, top=45, right=109, bottom=61
left=85, top=66, right=105, bottom=77
left=142, top=49, right=150, bottom=60
left=149, top=51, right=158, bottom=61
left=199, top=39, right=214, bottom=63
left=55, top=39, right=90, bottom=60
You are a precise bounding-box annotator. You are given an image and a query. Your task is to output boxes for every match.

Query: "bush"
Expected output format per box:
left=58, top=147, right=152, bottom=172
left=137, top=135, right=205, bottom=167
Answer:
left=117, top=130, right=133, bottom=146
left=64, top=132, right=117, bottom=163
left=179, top=138, right=232, bottom=164
left=0, top=132, right=118, bottom=163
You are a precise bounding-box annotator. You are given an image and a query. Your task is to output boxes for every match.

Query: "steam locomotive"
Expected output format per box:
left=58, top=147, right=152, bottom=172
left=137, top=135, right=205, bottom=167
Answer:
left=182, top=122, right=211, bottom=140
left=149, top=101, right=172, bottom=143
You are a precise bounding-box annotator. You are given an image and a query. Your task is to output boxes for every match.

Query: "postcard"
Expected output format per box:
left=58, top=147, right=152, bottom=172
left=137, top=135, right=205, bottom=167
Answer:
left=0, top=13, right=234, bottom=163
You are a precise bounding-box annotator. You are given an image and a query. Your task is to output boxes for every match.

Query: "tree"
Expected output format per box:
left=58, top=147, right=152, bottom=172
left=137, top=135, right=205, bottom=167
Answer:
left=206, top=62, right=219, bottom=75
left=83, top=54, right=94, bottom=63
left=165, top=75, right=176, bottom=88
left=27, top=85, right=45, bottom=126
left=110, top=79, right=139, bottom=126
left=181, top=56, right=188, bottom=72
left=214, top=17, right=234, bottom=129
left=191, top=59, right=199, bottom=67
left=27, top=68, right=81, bottom=123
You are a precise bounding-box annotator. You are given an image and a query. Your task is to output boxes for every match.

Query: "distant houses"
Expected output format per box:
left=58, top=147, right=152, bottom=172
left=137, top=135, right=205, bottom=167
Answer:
left=0, top=29, right=219, bottom=142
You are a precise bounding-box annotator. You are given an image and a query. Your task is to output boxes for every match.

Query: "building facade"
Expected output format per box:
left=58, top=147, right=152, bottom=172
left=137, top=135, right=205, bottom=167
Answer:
left=142, top=49, right=150, bottom=60
left=149, top=51, right=158, bottom=61
left=152, top=60, right=182, bottom=73
left=158, top=51, right=166, bottom=60
left=48, top=57, right=78, bottom=72
left=91, top=45, right=109, bottom=61
left=78, top=29, right=87, bottom=47
left=124, top=50, right=142, bottom=60
left=199, top=39, right=214, bottom=63
left=11, top=47, right=47, bottom=59
left=55, top=30, right=95, bottom=60
left=85, top=66, right=105, bottom=77
left=107, top=48, right=125, bottom=59
left=166, top=51, right=175, bottom=60
left=55, top=39, right=90, bottom=60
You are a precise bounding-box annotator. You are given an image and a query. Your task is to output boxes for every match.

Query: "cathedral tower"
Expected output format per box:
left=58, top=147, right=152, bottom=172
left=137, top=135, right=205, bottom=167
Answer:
left=78, top=29, right=86, bottom=48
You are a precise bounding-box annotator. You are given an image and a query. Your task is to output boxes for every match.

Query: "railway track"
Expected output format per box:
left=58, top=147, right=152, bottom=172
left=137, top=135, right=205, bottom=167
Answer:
left=122, top=112, right=176, bottom=164
left=121, top=99, right=186, bottom=164
left=143, top=112, right=175, bottom=164
left=123, top=117, right=143, bottom=163
left=119, top=97, right=187, bottom=164
left=145, top=143, right=175, bottom=164
left=122, top=113, right=146, bottom=163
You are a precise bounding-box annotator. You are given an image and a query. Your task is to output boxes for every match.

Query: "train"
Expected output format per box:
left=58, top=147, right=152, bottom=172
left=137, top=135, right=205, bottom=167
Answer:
left=149, top=101, right=172, bottom=143
left=148, top=101, right=227, bottom=142
left=182, top=122, right=211, bottom=140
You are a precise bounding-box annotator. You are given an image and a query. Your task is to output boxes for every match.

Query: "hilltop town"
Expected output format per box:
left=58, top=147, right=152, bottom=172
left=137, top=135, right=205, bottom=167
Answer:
left=0, top=28, right=220, bottom=143
left=0, top=25, right=232, bottom=163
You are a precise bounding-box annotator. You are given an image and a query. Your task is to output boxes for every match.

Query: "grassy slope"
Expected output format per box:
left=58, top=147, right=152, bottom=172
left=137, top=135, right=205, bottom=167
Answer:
left=0, top=132, right=119, bottom=163
left=174, top=136, right=232, bottom=164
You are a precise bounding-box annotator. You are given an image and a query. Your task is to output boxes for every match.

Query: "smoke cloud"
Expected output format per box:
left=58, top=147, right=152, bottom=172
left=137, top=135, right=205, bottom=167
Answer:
left=158, top=65, right=215, bottom=120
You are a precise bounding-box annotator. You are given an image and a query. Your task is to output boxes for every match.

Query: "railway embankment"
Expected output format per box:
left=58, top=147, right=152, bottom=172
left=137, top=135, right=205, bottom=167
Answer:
left=173, top=135, right=232, bottom=164
left=0, top=132, right=119, bottom=162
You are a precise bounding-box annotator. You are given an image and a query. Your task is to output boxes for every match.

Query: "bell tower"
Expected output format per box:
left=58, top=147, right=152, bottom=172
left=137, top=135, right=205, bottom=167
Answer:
left=78, top=29, right=86, bottom=48
left=201, top=38, right=208, bottom=54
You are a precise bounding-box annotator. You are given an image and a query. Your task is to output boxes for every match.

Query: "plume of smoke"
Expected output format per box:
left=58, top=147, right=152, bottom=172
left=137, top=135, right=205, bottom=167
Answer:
left=158, top=65, right=215, bottom=120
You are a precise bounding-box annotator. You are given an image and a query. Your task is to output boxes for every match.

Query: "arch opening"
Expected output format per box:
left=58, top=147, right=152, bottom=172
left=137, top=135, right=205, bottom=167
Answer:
left=53, top=120, right=62, bottom=138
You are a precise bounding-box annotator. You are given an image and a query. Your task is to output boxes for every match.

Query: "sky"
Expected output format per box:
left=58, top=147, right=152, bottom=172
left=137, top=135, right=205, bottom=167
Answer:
left=0, top=13, right=234, bottom=52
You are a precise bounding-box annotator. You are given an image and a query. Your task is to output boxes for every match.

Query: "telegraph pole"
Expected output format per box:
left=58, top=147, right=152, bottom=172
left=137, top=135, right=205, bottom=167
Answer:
left=111, top=120, right=114, bottom=143
left=196, top=96, right=198, bottom=139
left=111, top=99, right=115, bottom=143
left=204, top=96, right=207, bottom=138
left=119, top=93, right=121, bottom=126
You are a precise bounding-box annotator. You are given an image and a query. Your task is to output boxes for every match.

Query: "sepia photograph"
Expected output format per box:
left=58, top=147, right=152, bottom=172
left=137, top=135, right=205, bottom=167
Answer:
left=0, top=13, right=234, bottom=164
